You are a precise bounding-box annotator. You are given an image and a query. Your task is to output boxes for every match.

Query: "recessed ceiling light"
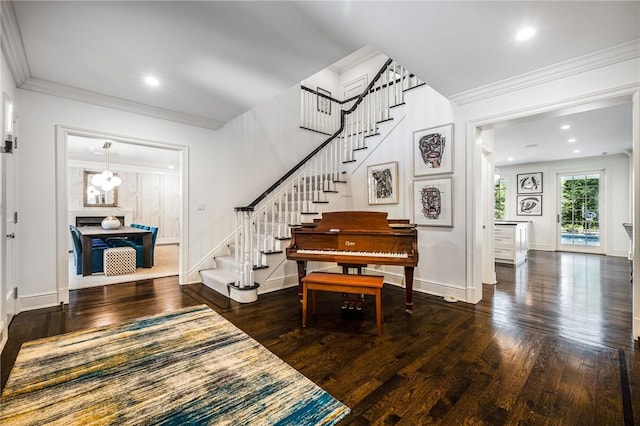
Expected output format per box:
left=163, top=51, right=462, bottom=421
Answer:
left=561, top=124, right=571, bottom=130
left=516, top=26, right=536, bottom=41
left=568, top=138, right=576, bottom=143
left=145, top=76, right=160, bottom=87
left=508, top=157, right=514, bottom=162
left=573, top=149, right=580, bottom=153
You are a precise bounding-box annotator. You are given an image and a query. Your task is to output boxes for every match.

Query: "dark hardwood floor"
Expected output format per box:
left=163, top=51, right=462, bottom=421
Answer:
left=2, top=250, right=638, bottom=425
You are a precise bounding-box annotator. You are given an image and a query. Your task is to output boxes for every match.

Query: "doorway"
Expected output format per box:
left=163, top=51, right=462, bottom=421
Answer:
left=55, top=126, right=189, bottom=304
left=557, top=171, right=604, bottom=254
left=476, top=93, right=638, bottom=339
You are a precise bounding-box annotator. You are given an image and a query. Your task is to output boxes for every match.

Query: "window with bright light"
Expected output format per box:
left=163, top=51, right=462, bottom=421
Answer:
left=495, top=177, right=506, bottom=219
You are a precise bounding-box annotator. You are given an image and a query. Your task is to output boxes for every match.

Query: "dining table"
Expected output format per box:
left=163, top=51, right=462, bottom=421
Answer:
left=77, top=226, right=152, bottom=276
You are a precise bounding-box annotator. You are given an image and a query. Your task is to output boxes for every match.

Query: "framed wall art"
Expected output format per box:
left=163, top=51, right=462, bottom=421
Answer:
left=413, top=177, right=453, bottom=227
left=413, top=123, right=453, bottom=176
left=517, top=172, right=543, bottom=194
left=367, top=161, right=399, bottom=205
left=317, top=87, right=331, bottom=114
left=516, top=195, right=542, bottom=216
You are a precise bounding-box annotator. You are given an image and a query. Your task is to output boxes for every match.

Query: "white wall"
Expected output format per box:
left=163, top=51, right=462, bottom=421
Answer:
left=68, top=165, right=181, bottom=243
left=497, top=154, right=630, bottom=256
left=339, top=80, right=469, bottom=301
left=456, top=54, right=640, bottom=335
left=14, top=80, right=325, bottom=310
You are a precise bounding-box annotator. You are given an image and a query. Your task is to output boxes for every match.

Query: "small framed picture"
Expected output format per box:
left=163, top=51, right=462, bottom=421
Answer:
left=317, top=87, right=331, bottom=114
left=413, top=177, right=453, bottom=227
left=516, top=195, right=542, bottom=216
left=367, top=161, right=399, bottom=205
left=517, top=172, right=543, bottom=194
left=413, top=123, right=453, bottom=176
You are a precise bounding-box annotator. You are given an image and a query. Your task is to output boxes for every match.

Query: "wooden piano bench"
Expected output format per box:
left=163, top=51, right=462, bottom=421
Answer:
left=301, top=272, right=384, bottom=335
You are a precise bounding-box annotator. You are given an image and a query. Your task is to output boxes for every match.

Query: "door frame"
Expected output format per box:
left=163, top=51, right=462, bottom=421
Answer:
left=54, top=125, right=189, bottom=305
left=556, top=169, right=606, bottom=254
left=0, top=92, right=17, bottom=352
left=472, top=87, right=640, bottom=340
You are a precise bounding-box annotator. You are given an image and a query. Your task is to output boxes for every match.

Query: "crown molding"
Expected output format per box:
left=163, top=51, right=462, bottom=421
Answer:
left=1, top=0, right=30, bottom=86
left=450, top=39, right=640, bottom=106
left=2, top=0, right=222, bottom=130
left=21, top=77, right=224, bottom=130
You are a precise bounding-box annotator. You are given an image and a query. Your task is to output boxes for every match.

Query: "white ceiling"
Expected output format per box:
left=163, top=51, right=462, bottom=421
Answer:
left=494, top=101, right=633, bottom=167
left=4, top=1, right=640, bottom=164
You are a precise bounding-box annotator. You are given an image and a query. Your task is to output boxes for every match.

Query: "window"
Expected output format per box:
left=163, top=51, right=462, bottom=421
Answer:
left=494, top=177, right=506, bottom=219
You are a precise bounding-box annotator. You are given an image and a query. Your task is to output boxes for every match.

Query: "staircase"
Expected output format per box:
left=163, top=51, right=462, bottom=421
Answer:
left=200, top=58, right=424, bottom=302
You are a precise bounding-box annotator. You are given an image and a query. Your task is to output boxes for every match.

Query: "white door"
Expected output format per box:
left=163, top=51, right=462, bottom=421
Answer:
left=1, top=94, right=17, bottom=336
left=557, top=171, right=604, bottom=254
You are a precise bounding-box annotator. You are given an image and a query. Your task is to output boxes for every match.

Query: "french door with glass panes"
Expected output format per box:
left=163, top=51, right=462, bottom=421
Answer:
left=557, top=171, right=604, bottom=254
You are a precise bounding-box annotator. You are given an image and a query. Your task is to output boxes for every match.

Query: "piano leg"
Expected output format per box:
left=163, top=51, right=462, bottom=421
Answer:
left=405, top=266, right=414, bottom=314
left=296, top=260, right=307, bottom=301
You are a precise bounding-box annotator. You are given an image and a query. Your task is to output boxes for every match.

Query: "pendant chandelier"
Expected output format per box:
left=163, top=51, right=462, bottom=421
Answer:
left=91, top=141, right=121, bottom=191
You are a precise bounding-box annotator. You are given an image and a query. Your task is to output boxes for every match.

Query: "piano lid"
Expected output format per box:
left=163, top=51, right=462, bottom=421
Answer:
left=310, top=211, right=396, bottom=232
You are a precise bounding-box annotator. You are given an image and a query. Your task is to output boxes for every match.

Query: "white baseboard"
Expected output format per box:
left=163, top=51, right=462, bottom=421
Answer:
left=257, top=268, right=471, bottom=304
left=609, top=249, right=628, bottom=258
left=18, top=291, right=59, bottom=312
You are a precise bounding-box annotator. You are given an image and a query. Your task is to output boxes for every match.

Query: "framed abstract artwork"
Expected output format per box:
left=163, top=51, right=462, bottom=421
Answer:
left=367, top=161, right=399, bottom=205
left=413, top=177, right=453, bottom=227
left=517, top=172, right=543, bottom=194
left=516, top=195, right=542, bottom=216
left=413, top=123, right=453, bottom=176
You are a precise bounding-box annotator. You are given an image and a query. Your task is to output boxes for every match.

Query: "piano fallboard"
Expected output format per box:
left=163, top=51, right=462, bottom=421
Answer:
left=286, top=230, right=417, bottom=267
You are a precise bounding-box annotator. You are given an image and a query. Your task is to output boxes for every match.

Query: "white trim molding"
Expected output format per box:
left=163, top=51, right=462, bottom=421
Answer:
left=1, top=0, right=30, bottom=86
left=0, top=0, right=224, bottom=131
left=23, top=78, right=224, bottom=130
left=451, top=40, right=640, bottom=106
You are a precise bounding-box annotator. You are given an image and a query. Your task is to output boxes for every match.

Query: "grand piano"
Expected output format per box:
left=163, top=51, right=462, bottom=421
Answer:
left=286, top=211, right=419, bottom=313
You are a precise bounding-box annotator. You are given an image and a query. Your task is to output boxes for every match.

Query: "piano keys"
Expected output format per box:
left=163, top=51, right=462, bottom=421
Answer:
left=286, top=211, right=419, bottom=313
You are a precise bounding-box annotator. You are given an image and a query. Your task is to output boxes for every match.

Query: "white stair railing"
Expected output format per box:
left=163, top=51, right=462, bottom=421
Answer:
left=232, top=59, right=423, bottom=290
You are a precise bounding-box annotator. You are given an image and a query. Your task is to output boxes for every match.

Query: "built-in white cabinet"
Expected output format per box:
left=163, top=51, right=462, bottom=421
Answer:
left=495, top=221, right=529, bottom=265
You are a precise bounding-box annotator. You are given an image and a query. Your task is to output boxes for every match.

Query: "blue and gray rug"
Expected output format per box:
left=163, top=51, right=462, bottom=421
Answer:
left=1, top=305, right=349, bottom=425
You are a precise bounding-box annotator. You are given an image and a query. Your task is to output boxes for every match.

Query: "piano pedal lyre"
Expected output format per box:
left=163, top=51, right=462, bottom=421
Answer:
left=341, top=293, right=365, bottom=312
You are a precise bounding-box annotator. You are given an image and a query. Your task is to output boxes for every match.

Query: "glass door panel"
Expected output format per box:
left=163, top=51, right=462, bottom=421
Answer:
left=558, top=172, right=603, bottom=253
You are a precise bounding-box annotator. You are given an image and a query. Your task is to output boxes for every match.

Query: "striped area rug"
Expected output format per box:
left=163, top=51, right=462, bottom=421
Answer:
left=1, top=305, right=350, bottom=425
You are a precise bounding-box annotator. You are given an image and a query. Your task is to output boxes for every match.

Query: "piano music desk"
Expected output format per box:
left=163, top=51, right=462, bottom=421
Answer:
left=301, top=272, right=384, bottom=335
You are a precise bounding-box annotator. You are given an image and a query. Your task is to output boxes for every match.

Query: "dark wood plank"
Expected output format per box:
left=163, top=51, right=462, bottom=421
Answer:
left=2, top=251, right=637, bottom=425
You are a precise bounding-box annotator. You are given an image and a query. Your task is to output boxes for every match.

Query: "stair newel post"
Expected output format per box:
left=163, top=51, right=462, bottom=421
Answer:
left=234, top=208, right=241, bottom=285
left=233, top=207, right=255, bottom=289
